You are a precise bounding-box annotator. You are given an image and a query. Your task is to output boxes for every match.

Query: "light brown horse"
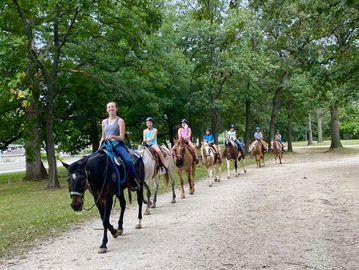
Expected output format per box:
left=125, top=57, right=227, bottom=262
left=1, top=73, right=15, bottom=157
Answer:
left=250, top=140, right=265, bottom=167
left=201, top=141, right=222, bottom=187
left=172, top=138, right=196, bottom=199
left=271, top=140, right=283, bottom=164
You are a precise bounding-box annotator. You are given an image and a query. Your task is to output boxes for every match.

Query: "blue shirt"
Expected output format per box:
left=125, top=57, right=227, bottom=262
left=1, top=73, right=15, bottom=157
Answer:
left=203, top=134, right=214, bottom=143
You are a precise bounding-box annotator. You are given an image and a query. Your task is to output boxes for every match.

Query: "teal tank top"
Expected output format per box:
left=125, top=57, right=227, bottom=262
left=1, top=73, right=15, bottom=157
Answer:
left=145, top=128, right=157, bottom=146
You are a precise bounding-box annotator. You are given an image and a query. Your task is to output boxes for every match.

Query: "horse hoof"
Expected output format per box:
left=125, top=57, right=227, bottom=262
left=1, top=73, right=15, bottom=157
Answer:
left=209, top=184, right=213, bottom=187
left=112, top=229, right=123, bottom=238
left=135, top=224, right=142, bottom=229
left=144, top=209, right=151, bottom=215
left=244, top=170, right=247, bottom=173
left=171, top=199, right=176, bottom=203
left=150, top=203, right=156, bottom=209
left=98, top=248, right=107, bottom=254
left=181, top=194, right=185, bottom=199
left=227, top=176, right=230, bottom=179
left=189, top=191, right=194, bottom=195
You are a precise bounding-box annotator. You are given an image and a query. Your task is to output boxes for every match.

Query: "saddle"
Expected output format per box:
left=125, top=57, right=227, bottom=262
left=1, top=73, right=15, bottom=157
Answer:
left=144, top=145, right=169, bottom=169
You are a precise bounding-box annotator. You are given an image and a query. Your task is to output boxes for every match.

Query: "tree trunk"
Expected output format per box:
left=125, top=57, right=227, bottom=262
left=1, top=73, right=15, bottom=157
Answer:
left=90, top=114, right=99, bottom=152
left=307, top=113, right=313, bottom=145
left=45, top=83, right=59, bottom=188
left=211, top=108, right=220, bottom=144
left=287, top=102, right=293, bottom=152
left=244, top=98, right=251, bottom=153
left=329, top=107, right=343, bottom=149
left=268, top=87, right=282, bottom=145
left=23, top=99, right=48, bottom=181
left=317, top=108, right=323, bottom=143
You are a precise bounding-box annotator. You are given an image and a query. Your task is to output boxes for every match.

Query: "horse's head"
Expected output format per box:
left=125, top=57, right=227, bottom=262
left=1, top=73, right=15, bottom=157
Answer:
left=172, top=139, right=185, bottom=168
left=224, top=140, right=234, bottom=159
left=201, top=141, right=212, bottom=159
left=62, top=157, right=88, bottom=212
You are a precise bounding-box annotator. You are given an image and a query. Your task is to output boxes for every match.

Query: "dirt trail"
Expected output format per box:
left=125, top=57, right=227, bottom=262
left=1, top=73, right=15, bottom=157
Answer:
left=2, top=150, right=359, bottom=270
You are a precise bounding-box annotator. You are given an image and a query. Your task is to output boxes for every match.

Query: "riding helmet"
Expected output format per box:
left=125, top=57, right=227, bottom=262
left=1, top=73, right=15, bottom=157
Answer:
left=206, top=127, right=212, bottom=133
left=146, top=117, right=153, bottom=123
left=230, top=124, right=235, bottom=129
left=276, top=129, right=280, bottom=133
left=180, top=119, right=188, bottom=124
left=256, top=126, right=260, bottom=131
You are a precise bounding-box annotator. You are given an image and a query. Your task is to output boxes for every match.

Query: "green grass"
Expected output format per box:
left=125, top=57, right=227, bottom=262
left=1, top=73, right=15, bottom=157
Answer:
left=0, top=168, right=96, bottom=259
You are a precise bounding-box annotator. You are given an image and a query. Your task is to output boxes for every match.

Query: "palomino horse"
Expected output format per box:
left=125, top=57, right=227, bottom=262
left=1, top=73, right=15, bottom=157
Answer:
left=172, top=138, right=196, bottom=199
left=223, top=140, right=246, bottom=179
left=137, top=145, right=176, bottom=215
left=201, top=141, right=222, bottom=187
left=250, top=140, right=265, bottom=167
left=272, top=140, right=283, bottom=164
left=62, top=145, right=145, bottom=254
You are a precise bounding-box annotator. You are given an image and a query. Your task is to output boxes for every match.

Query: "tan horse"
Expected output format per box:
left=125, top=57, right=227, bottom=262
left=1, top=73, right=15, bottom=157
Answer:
left=172, top=138, right=196, bottom=199
left=272, top=140, right=283, bottom=164
left=250, top=140, right=265, bottom=167
left=201, top=141, right=222, bottom=187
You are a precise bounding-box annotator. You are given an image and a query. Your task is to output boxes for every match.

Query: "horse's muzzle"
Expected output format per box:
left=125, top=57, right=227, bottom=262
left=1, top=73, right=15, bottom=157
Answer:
left=71, top=195, right=84, bottom=211
left=176, top=158, right=184, bottom=168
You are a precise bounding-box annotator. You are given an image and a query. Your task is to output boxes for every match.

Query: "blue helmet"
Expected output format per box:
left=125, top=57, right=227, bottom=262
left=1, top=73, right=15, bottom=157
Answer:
left=256, top=127, right=261, bottom=131
left=276, top=129, right=280, bottom=133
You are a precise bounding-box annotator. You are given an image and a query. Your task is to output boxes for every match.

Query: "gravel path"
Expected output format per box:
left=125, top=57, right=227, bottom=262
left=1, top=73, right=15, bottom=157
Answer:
left=2, top=150, right=359, bottom=270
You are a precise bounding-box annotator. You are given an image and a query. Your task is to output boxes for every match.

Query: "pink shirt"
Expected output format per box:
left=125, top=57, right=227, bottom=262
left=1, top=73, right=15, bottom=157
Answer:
left=178, top=127, right=191, bottom=141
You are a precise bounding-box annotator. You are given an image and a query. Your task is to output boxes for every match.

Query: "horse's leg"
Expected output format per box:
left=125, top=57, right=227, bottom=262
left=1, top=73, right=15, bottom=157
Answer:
left=262, top=152, right=265, bottom=167
left=98, top=197, right=117, bottom=253
left=178, top=169, right=185, bottom=199
left=188, top=167, right=194, bottom=195
left=117, top=193, right=126, bottom=235
left=242, top=155, right=247, bottom=173
left=191, top=162, right=196, bottom=193
left=237, top=156, right=241, bottom=176
left=135, top=185, right=144, bottom=229
left=170, top=170, right=176, bottom=203
left=217, top=161, right=222, bottom=181
left=208, top=167, right=213, bottom=187
left=226, top=158, right=231, bottom=179
left=151, top=175, right=159, bottom=208
left=144, top=181, right=151, bottom=215
left=234, top=159, right=238, bottom=176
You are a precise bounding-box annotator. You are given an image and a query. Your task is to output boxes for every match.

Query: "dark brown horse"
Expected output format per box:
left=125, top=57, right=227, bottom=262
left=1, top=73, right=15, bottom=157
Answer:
left=272, top=140, right=283, bottom=164
left=62, top=147, right=145, bottom=254
left=250, top=140, right=265, bottom=167
left=223, top=140, right=246, bottom=179
left=172, top=138, right=196, bottom=199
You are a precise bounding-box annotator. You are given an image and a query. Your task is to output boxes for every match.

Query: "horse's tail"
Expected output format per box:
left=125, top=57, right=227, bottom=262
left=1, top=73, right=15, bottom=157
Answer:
left=163, top=172, right=169, bottom=191
left=127, top=187, right=132, bottom=205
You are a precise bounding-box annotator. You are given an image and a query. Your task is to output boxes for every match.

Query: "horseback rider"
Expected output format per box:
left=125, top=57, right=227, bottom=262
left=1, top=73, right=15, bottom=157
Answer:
left=177, top=119, right=198, bottom=163
left=254, top=126, right=267, bottom=152
left=143, top=117, right=168, bottom=172
left=275, top=129, right=285, bottom=151
left=203, top=128, right=219, bottom=154
left=99, top=101, right=140, bottom=191
left=226, top=124, right=244, bottom=155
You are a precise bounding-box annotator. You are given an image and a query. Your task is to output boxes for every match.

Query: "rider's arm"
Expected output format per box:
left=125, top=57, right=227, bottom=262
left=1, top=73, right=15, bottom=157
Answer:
left=143, top=130, right=147, bottom=143
left=187, top=128, right=192, bottom=139
left=178, top=128, right=182, bottom=139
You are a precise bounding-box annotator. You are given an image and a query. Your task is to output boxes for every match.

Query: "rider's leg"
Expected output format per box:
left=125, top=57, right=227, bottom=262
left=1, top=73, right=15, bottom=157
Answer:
left=188, top=141, right=198, bottom=160
left=152, top=145, right=168, bottom=170
left=114, top=142, right=139, bottom=190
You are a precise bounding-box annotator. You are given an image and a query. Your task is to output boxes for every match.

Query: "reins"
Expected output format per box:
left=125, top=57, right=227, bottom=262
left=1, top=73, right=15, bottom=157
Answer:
left=83, top=152, right=109, bottom=211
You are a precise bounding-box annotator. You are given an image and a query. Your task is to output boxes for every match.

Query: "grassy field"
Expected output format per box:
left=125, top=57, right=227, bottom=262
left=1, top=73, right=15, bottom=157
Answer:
left=0, top=157, right=258, bottom=259
left=291, top=139, right=359, bottom=147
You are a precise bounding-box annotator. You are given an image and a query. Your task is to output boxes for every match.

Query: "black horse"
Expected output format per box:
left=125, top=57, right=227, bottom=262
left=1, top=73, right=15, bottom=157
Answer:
left=62, top=148, right=146, bottom=254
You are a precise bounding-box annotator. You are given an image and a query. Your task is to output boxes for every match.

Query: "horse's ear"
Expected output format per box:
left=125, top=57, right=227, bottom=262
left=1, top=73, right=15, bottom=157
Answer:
left=60, top=160, right=69, bottom=169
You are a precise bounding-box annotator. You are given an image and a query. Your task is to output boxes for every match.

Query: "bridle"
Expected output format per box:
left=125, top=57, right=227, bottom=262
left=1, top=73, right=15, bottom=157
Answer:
left=69, top=153, right=110, bottom=211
